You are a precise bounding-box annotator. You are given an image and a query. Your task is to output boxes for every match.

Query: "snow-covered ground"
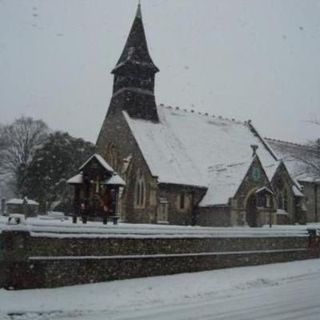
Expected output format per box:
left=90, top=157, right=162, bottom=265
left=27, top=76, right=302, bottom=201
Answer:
left=1, top=259, right=320, bottom=320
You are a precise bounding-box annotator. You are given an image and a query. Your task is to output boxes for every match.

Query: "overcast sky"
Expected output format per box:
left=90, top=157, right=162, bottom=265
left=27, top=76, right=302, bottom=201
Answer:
left=0, top=0, right=319, bottom=144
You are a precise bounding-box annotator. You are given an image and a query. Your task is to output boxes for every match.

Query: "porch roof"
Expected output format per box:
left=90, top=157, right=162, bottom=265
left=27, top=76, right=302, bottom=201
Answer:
left=67, top=172, right=126, bottom=187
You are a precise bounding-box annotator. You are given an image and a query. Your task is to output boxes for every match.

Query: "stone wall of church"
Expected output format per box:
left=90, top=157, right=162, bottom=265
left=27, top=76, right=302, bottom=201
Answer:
left=96, top=104, right=209, bottom=226
left=196, top=206, right=231, bottom=226
left=272, top=165, right=306, bottom=224
left=158, top=184, right=206, bottom=225
left=193, top=157, right=280, bottom=228
left=301, top=181, right=320, bottom=223
left=233, top=157, right=276, bottom=227
left=107, top=89, right=159, bottom=122
left=96, top=109, right=158, bottom=223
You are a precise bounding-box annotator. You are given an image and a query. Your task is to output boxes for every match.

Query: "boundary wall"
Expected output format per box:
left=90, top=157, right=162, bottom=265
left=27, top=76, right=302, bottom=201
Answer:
left=0, top=224, right=319, bottom=289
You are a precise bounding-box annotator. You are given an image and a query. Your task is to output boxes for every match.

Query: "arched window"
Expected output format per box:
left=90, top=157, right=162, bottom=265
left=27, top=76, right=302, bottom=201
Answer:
left=135, top=170, right=146, bottom=208
left=283, top=189, right=288, bottom=212
left=277, top=189, right=288, bottom=211
left=252, top=167, right=261, bottom=182
left=177, top=192, right=188, bottom=211
left=107, top=143, right=118, bottom=170
left=278, top=193, right=283, bottom=209
left=266, top=195, right=271, bottom=208
left=180, top=193, right=185, bottom=210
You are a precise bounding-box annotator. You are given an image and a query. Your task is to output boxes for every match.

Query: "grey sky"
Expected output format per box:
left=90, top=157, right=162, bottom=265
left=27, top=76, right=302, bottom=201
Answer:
left=0, top=0, right=319, bottom=143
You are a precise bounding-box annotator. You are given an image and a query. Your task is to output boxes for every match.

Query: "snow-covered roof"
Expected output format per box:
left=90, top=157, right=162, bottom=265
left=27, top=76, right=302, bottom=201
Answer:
left=125, top=106, right=279, bottom=205
left=67, top=173, right=83, bottom=184
left=255, top=186, right=273, bottom=194
left=266, top=138, right=319, bottom=183
left=263, top=162, right=280, bottom=182
left=292, top=185, right=304, bottom=197
left=79, top=154, right=114, bottom=172
left=200, top=161, right=251, bottom=206
left=7, top=198, right=39, bottom=206
left=67, top=172, right=125, bottom=186
left=106, top=174, right=126, bottom=186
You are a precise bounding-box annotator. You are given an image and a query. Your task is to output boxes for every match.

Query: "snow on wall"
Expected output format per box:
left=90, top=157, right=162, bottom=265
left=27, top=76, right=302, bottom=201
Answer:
left=6, top=198, right=39, bottom=206
left=0, top=216, right=311, bottom=238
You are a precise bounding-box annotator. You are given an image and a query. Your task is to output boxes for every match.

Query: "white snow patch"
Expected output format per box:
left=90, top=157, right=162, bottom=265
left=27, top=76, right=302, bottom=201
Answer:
left=0, top=216, right=311, bottom=238
left=6, top=198, right=39, bottom=206
left=0, top=259, right=320, bottom=320
left=79, top=153, right=114, bottom=172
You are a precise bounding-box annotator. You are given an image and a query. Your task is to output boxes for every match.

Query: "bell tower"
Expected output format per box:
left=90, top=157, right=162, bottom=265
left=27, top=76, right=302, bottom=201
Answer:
left=108, top=4, right=159, bottom=122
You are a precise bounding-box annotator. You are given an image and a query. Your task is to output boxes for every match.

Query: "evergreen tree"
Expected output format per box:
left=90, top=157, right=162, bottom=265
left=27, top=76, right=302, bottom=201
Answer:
left=24, top=131, right=95, bottom=212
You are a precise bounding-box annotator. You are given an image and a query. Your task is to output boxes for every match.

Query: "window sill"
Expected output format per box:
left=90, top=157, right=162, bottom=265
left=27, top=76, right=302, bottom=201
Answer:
left=276, top=209, right=289, bottom=215
left=157, top=220, right=169, bottom=225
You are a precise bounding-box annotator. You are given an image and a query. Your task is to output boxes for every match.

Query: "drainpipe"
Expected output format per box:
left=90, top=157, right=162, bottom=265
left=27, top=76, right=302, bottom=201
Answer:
left=1, top=199, right=5, bottom=215
left=191, top=191, right=196, bottom=226
left=315, top=183, right=318, bottom=222
left=269, top=210, right=272, bottom=228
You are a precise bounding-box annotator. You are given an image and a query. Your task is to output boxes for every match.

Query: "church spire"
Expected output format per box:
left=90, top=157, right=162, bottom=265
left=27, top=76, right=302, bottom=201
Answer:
left=136, top=1, right=142, bottom=19
left=112, top=3, right=159, bottom=74
left=109, top=3, right=159, bottom=122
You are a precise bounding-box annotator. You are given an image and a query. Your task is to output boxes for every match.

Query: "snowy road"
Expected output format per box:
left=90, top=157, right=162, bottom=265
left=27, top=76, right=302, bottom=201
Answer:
left=1, top=259, right=320, bottom=320
left=105, top=273, right=320, bottom=320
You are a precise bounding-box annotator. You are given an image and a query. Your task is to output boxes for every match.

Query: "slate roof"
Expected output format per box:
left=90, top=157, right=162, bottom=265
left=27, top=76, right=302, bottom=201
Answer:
left=112, top=4, right=159, bottom=73
left=200, top=160, right=253, bottom=206
left=265, top=138, right=320, bottom=183
left=124, top=105, right=280, bottom=206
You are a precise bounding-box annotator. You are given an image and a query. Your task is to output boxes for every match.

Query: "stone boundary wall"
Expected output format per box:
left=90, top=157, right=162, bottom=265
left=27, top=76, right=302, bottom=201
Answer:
left=0, top=229, right=319, bottom=289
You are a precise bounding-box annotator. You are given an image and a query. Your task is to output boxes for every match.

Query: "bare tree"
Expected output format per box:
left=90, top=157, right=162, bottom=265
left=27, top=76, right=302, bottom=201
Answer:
left=308, top=118, right=320, bottom=126
left=297, top=121, right=320, bottom=179
left=0, top=117, right=49, bottom=196
left=297, top=141, right=320, bottom=178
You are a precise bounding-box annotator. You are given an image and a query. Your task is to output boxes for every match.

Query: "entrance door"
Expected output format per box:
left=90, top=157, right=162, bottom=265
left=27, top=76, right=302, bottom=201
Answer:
left=246, top=194, right=258, bottom=227
left=157, top=198, right=168, bottom=223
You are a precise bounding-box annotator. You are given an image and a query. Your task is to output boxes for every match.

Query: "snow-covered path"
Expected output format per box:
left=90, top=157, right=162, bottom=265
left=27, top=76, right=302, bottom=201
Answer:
left=1, top=259, right=320, bottom=320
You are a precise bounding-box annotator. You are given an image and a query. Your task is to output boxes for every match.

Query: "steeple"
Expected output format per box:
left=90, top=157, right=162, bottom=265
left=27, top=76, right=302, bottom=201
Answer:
left=112, top=3, right=159, bottom=75
left=109, top=3, right=159, bottom=122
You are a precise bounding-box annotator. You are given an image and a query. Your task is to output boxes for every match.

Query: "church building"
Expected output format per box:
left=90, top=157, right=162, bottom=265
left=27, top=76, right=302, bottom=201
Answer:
left=266, top=138, right=319, bottom=224
left=96, top=4, right=307, bottom=227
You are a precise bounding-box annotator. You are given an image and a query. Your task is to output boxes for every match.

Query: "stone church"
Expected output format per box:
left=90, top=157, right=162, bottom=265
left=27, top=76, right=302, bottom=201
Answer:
left=96, top=4, right=311, bottom=227
left=266, top=138, right=319, bottom=224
